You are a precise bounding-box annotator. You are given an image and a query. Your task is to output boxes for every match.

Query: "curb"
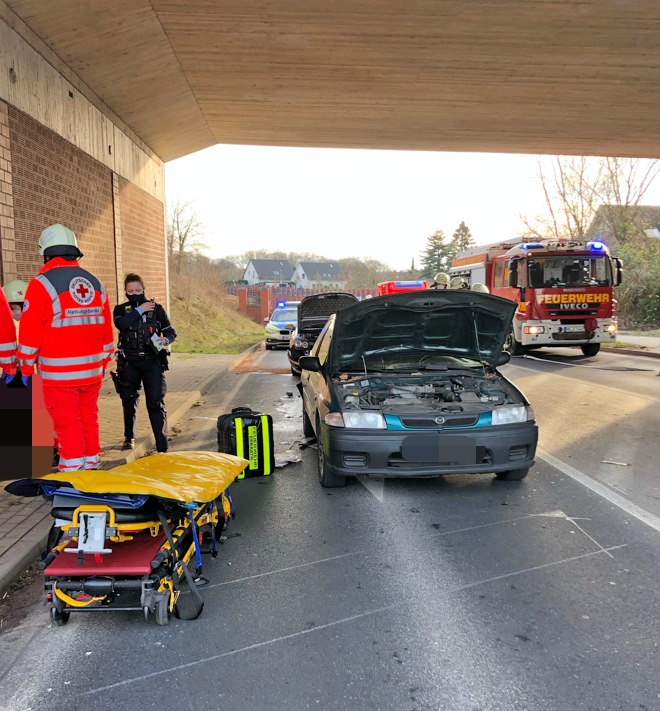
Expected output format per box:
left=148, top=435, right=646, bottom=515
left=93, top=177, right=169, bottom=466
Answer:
left=601, top=346, right=660, bottom=360
left=0, top=342, right=261, bottom=597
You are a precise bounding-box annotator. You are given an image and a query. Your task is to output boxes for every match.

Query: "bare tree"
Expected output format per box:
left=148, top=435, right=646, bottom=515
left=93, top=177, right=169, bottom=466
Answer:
left=167, top=199, right=207, bottom=273
left=520, top=156, right=660, bottom=244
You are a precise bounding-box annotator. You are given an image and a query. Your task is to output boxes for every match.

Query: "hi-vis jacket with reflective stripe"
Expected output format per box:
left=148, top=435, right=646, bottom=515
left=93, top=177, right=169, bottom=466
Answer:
left=17, top=258, right=115, bottom=386
left=0, top=287, right=17, bottom=374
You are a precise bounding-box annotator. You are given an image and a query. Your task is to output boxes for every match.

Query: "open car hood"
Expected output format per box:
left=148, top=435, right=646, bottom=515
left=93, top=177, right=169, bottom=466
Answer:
left=299, top=292, right=359, bottom=323
left=330, top=290, right=517, bottom=370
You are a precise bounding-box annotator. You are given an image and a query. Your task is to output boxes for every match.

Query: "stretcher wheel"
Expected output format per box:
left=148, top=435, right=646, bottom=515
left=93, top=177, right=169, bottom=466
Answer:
left=155, top=597, right=170, bottom=626
left=50, top=606, right=70, bottom=626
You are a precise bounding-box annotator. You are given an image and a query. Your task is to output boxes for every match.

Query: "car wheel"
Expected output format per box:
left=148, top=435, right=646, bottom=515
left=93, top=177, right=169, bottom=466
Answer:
left=505, top=330, right=526, bottom=356
left=317, top=423, right=346, bottom=488
left=495, top=468, right=529, bottom=481
left=580, top=343, right=600, bottom=357
left=302, top=400, right=315, bottom=438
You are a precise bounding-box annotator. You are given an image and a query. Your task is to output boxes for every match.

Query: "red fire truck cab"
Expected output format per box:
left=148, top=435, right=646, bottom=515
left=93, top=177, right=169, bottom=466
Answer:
left=450, top=239, right=623, bottom=357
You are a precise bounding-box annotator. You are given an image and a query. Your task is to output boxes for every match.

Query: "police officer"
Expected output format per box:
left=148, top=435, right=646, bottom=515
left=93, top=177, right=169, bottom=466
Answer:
left=113, top=273, right=176, bottom=452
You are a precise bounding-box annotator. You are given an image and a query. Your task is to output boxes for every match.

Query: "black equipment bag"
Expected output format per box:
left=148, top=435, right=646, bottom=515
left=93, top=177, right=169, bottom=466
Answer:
left=217, top=407, right=274, bottom=478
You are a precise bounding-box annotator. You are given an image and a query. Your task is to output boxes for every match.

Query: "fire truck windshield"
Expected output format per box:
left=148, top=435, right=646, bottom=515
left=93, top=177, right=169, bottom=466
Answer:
left=526, top=256, right=612, bottom=288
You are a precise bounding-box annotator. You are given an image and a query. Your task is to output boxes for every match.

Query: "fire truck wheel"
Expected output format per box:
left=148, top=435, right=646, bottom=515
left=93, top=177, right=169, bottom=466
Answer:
left=505, top=330, right=526, bottom=356
left=495, top=468, right=529, bottom=481
left=580, top=343, right=600, bottom=357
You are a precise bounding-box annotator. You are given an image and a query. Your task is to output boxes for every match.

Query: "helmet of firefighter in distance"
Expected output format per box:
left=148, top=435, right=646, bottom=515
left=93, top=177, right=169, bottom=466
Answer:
left=449, top=276, right=467, bottom=289
left=432, top=272, right=451, bottom=288
left=470, top=282, right=490, bottom=294
left=2, top=279, right=28, bottom=304
left=38, top=223, right=82, bottom=258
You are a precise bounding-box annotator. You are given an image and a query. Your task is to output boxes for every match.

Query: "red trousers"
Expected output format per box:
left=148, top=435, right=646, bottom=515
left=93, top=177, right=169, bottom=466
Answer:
left=43, top=380, right=102, bottom=471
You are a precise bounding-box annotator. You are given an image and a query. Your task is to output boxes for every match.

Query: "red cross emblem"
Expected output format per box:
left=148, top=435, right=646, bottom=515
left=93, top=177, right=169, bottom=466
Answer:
left=69, top=276, right=95, bottom=304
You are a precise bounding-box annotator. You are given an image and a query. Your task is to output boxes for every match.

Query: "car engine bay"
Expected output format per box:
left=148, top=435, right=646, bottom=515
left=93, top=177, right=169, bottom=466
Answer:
left=337, top=373, right=520, bottom=413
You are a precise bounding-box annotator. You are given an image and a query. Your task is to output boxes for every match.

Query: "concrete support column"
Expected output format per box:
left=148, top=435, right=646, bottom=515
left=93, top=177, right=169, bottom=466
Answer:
left=112, top=172, right=123, bottom=298
left=0, top=101, right=17, bottom=283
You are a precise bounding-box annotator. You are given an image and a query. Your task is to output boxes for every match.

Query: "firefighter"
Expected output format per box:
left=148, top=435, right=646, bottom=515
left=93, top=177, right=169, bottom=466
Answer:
left=17, top=224, right=115, bottom=472
left=1, top=280, right=25, bottom=386
left=0, top=285, right=17, bottom=382
left=449, top=276, right=469, bottom=289
left=430, top=272, right=450, bottom=289
left=113, top=273, right=176, bottom=452
left=470, top=283, right=490, bottom=294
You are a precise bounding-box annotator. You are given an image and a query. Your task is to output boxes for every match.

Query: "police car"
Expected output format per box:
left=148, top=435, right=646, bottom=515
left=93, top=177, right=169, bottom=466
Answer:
left=264, top=301, right=301, bottom=350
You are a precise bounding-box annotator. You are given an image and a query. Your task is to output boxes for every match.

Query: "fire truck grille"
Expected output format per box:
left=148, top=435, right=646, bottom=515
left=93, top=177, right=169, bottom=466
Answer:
left=547, top=309, right=599, bottom=317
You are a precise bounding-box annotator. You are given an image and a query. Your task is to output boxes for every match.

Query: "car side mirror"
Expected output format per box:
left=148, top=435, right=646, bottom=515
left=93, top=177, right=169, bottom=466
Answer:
left=263, top=317, right=269, bottom=322
left=497, top=351, right=511, bottom=366
left=613, top=257, right=623, bottom=287
left=298, top=355, right=322, bottom=372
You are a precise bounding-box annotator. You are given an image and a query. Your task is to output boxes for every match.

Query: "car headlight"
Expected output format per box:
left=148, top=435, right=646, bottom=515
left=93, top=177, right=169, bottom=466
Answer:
left=491, top=405, right=534, bottom=425
left=324, top=412, right=387, bottom=429
left=294, top=338, right=309, bottom=349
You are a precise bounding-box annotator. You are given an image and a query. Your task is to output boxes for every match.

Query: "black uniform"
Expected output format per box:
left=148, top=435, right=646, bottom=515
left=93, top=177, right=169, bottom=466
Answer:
left=113, top=299, right=176, bottom=452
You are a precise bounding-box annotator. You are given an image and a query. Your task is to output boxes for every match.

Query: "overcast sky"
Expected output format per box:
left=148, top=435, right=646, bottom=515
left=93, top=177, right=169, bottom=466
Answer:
left=164, top=145, right=660, bottom=271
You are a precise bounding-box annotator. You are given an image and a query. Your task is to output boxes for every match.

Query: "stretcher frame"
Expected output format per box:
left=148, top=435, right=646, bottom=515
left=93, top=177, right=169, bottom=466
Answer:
left=42, top=492, right=233, bottom=626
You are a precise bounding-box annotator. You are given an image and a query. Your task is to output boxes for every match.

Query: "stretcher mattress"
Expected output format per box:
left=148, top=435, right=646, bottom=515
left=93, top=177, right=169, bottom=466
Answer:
left=44, top=530, right=167, bottom=576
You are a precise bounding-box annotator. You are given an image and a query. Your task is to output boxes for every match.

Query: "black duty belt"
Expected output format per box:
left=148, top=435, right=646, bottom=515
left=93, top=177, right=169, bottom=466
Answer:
left=122, top=351, right=157, bottom=361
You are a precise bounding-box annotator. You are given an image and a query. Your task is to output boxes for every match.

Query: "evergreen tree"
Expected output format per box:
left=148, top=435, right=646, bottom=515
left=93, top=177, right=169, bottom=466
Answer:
left=450, top=221, right=475, bottom=255
left=420, top=230, right=451, bottom=279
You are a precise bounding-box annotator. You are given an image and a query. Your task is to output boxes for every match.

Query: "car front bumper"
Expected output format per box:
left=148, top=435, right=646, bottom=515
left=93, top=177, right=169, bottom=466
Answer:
left=319, top=421, right=538, bottom=478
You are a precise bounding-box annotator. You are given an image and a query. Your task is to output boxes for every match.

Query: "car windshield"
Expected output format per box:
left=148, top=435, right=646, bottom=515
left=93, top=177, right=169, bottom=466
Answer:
left=271, top=308, right=298, bottom=323
left=527, top=255, right=612, bottom=287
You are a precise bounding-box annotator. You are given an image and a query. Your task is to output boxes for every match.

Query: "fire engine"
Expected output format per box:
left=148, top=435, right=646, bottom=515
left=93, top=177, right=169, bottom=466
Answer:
left=376, top=279, right=427, bottom=296
left=450, top=239, right=623, bottom=356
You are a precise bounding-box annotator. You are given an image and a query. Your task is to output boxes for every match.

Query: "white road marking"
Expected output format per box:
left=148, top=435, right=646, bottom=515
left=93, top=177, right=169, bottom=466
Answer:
left=356, top=475, right=384, bottom=500
left=203, top=551, right=364, bottom=589
left=80, top=544, right=625, bottom=697
left=537, top=448, right=660, bottom=534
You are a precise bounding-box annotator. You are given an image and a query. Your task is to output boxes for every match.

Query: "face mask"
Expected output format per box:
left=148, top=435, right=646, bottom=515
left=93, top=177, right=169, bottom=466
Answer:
left=126, top=293, right=147, bottom=306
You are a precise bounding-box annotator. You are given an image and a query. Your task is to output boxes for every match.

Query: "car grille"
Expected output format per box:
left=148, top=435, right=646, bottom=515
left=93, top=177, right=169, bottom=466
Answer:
left=387, top=448, right=491, bottom=468
left=400, top=415, right=479, bottom=428
left=279, top=329, right=290, bottom=335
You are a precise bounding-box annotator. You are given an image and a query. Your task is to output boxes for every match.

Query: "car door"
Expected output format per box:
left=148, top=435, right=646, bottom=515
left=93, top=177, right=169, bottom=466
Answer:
left=301, top=316, right=334, bottom=433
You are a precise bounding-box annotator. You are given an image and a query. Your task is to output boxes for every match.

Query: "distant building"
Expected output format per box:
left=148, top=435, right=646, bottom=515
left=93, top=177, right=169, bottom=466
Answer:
left=292, top=261, right=345, bottom=289
left=243, top=259, right=295, bottom=286
left=586, top=204, right=660, bottom=243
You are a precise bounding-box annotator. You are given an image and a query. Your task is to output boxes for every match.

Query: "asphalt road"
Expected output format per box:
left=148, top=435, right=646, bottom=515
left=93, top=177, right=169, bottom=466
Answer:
left=1, top=346, right=659, bottom=711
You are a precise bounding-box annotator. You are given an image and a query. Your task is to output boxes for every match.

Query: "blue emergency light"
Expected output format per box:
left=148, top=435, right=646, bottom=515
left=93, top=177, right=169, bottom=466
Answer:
left=276, top=301, right=286, bottom=308
left=588, top=241, right=605, bottom=250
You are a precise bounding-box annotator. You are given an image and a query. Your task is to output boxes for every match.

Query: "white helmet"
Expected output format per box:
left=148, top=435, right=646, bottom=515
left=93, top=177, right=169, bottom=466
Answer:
left=38, top=223, right=81, bottom=257
left=470, top=283, right=490, bottom=294
left=2, top=279, right=28, bottom=303
left=449, top=276, right=467, bottom=289
left=432, top=272, right=450, bottom=288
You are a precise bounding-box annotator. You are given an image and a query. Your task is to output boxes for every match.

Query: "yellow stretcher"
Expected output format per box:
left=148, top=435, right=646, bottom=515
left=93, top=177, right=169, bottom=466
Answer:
left=6, top=451, right=247, bottom=626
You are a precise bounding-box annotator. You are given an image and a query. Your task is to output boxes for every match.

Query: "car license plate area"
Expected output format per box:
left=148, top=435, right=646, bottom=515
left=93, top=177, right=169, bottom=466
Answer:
left=563, top=325, right=584, bottom=333
left=401, top=434, right=477, bottom=464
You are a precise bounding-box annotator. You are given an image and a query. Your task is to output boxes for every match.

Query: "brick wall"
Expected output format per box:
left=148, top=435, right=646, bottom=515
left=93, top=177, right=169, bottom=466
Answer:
left=8, top=106, right=118, bottom=304
left=0, top=102, right=16, bottom=284
left=117, top=177, right=166, bottom=305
